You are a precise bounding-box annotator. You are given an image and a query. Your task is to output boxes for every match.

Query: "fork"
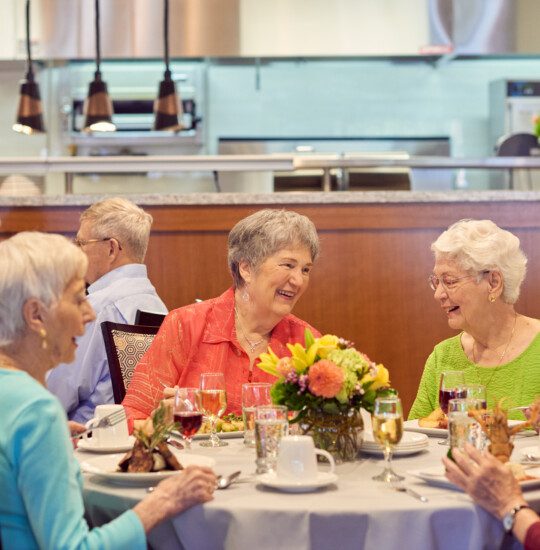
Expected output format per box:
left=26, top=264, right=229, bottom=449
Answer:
left=76, top=409, right=126, bottom=439
left=391, top=481, right=429, bottom=503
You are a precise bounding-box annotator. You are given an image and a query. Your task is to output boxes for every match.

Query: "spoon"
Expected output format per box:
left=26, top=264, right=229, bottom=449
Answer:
left=216, top=470, right=242, bottom=490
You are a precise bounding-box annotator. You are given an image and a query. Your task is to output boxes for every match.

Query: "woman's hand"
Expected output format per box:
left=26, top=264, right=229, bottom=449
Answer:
left=67, top=420, right=86, bottom=437
left=442, top=443, right=526, bottom=519
left=134, top=465, right=216, bottom=532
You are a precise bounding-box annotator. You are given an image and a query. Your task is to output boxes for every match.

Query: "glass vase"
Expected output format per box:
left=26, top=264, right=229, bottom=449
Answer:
left=300, top=408, right=364, bottom=464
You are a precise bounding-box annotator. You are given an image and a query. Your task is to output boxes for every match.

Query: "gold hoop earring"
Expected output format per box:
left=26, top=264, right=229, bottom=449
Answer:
left=39, top=328, right=48, bottom=350
left=489, top=294, right=496, bottom=303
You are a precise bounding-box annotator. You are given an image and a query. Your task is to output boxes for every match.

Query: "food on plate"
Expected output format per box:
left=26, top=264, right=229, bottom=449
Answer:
left=418, top=407, right=448, bottom=429
left=505, top=462, right=536, bottom=482
left=468, top=398, right=540, bottom=463
left=199, top=413, right=244, bottom=434
left=118, top=403, right=183, bottom=473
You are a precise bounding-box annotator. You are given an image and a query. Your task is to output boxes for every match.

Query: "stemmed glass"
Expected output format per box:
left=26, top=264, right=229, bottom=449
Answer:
left=173, top=387, right=203, bottom=449
left=463, top=384, right=487, bottom=409
left=438, top=370, right=466, bottom=445
left=372, top=396, right=404, bottom=483
left=198, top=372, right=228, bottom=448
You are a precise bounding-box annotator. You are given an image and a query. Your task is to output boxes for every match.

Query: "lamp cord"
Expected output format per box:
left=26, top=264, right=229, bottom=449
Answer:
left=25, top=0, right=33, bottom=79
left=94, top=0, right=101, bottom=76
left=164, top=0, right=170, bottom=76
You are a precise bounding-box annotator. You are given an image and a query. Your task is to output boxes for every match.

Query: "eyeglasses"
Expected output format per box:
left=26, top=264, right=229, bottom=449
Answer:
left=73, top=237, right=122, bottom=250
left=428, top=271, right=489, bottom=292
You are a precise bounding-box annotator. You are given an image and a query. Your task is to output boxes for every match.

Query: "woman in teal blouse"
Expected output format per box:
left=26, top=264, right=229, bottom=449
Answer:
left=0, top=232, right=216, bottom=550
left=409, top=219, right=540, bottom=420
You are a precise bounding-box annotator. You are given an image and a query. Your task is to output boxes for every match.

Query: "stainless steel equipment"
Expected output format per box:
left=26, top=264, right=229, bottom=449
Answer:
left=25, top=0, right=540, bottom=60
left=218, top=138, right=451, bottom=192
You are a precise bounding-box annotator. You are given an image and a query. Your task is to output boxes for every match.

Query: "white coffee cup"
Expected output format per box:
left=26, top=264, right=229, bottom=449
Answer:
left=276, top=435, right=335, bottom=480
left=83, top=404, right=129, bottom=447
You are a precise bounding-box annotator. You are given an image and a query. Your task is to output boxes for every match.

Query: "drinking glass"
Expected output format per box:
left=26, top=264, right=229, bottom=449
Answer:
left=173, top=387, right=203, bottom=449
left=372, top=396, right=404, bottom=483
left=255, top=405, right=289, bottom=474
left=438, top=370, right=466, bottom=445
left=448, top=397, right=485, bottom=452
left=463, top=384, right=487, bottom=409
left=198, top=372, right=228, bottom=448
left=242, top=383, right=272, bottom=447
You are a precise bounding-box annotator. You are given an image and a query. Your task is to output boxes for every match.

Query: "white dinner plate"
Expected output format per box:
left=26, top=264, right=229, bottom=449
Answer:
left=77, top=436, right=136, bottom=453
left=173, top=430, right=245, bottom=441
left=361, top=432, right=429, bottom=456
left=403, top=419, right=447, bottom=437
left=81, top=451, right=216, bottom=486
left=403, top=419, right=536, bottom=438
left=408, top=465, right=540, bottom=491
left=257, top=471, right=338, bottom=493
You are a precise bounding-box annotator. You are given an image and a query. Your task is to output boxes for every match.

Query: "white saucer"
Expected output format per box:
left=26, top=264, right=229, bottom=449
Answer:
left=257, top=471, right=338, bottom=493
left=77, top=436, right=135, bottom=453
left=521, top=446, right=540, bottom=460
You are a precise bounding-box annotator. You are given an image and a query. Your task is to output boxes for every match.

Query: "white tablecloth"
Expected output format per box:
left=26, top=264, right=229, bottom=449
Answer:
left=80, top=433, right=540, bottom=550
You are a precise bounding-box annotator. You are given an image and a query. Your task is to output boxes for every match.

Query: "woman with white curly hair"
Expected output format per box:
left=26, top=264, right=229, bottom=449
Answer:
left=409, top=219, right=540, bottom=420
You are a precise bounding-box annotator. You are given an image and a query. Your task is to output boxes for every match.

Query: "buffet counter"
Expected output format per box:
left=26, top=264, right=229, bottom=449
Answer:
left=2, top=191, right=540, bottom=415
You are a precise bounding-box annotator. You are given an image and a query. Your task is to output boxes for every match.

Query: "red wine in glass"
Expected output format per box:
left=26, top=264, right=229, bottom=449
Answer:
left=174, top=411, right=204, bottom=438
left=438, top=387, right=467, bottom=414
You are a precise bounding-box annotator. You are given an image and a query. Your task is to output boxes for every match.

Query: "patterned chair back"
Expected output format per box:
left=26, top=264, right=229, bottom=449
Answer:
left=101, top=321, right=160, bottom=403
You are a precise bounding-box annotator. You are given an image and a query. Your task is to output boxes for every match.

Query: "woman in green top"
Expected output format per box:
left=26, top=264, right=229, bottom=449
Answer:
left=409, top=219, right=540, bottom=421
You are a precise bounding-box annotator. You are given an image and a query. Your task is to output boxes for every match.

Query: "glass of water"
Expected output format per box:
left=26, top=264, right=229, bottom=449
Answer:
left=448, top=398, right=485, bottom=452
left=242, top=383, right=272, bottom=447
left=255, top=405, right=288, bottom=474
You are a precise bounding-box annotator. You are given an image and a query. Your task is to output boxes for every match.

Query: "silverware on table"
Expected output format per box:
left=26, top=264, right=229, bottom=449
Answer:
left=76, top=409, right=126, bottom=439
left=391, top=482, right=429, bottom=503
left=216, top=470, right=242, bottom=490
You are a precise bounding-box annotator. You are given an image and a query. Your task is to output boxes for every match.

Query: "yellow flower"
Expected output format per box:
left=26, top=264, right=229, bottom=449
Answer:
left=315, top=334, right=340, bottom=358
left=370, top=364, right=390, bottom=390
left=257, top=347, right=281, bottom=377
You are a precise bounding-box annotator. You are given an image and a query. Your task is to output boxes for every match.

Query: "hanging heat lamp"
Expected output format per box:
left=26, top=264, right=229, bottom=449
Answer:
left=13, top=0, right=45, bottom=135
left=154, top=0, right=182, bottom=131
left=83, top=0, right=115, bottom=132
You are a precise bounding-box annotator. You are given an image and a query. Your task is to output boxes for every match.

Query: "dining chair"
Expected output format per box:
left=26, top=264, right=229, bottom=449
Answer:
left=101, top=322, right=159, bottom=403
left=134, top=309, right=166, bottom=328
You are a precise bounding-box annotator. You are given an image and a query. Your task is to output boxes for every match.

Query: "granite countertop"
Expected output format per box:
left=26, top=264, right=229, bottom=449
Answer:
left=1, top=190, right=540, bottom=207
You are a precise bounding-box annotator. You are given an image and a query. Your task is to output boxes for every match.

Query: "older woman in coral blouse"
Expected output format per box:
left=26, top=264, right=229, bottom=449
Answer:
left=409, top=219, right=540, bottom=421
left=123, top=209, right=321, bottom=425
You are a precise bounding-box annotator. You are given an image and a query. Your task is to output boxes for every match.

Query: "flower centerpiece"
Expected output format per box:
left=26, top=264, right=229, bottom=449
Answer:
left=257, top=329, right=392, bottom=463
left=533, top=115, right=540, bottom=143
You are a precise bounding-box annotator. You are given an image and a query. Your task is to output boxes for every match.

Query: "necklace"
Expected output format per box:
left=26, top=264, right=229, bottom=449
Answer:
left=234, top=307, right=268, bottom=353
left=471, top=313, right=518, bottom=390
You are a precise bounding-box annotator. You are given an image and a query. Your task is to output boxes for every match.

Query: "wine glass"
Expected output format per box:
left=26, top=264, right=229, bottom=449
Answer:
left=198, top=372, right=228, bottom=448
left=463, top=384, right=487, bottom=409
left=438, top=370, right=466, bottom=445
left=372, top=396, right=404, bottom=483
left=173, top=387, right=203, bottom=449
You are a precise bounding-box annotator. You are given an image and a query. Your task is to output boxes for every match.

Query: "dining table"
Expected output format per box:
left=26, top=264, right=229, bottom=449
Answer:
left=78, top=428, right=540, bottom=550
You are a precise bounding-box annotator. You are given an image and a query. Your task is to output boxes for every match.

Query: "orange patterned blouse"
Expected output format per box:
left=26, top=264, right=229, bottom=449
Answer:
left=122, top=287, right=320, bottom=423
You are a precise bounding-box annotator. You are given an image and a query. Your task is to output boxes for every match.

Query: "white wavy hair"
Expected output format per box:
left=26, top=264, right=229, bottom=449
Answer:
left=0, top=232, right=87, bottom=346
left=80, top=197, right=153, bottom=262
left=431, top=219, right=527, bottom=304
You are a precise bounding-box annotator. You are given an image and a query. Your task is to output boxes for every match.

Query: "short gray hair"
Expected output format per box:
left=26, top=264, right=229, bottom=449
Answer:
left=80, top=197, right=153, bottom=262
left=228, top=209, right=320, bottom=288
left=431, top=219, right=527, bottom=304
left=0, top=232, right=87, bottom=346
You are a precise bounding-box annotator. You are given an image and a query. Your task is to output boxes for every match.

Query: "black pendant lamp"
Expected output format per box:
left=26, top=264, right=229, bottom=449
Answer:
left=83, top=0, right=115, bottom=132
left=154, top=0, right=182, bottom=132
left=13, top=0, right=45, bottom=135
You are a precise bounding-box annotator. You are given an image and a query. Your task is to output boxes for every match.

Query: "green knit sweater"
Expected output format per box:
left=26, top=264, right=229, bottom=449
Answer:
left=408, top=333, right=540, bottom=421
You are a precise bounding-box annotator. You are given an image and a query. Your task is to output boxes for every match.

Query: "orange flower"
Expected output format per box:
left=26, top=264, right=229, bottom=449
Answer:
left=308, top=360, right=344, bottom=398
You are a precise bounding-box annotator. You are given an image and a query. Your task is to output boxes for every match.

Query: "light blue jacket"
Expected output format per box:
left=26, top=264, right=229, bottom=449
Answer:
left=47, top=264, right=167, bottom=423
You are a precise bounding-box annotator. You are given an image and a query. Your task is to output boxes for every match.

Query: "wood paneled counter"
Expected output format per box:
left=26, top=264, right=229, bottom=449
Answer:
left=2, top=191, right=540, bottom=414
